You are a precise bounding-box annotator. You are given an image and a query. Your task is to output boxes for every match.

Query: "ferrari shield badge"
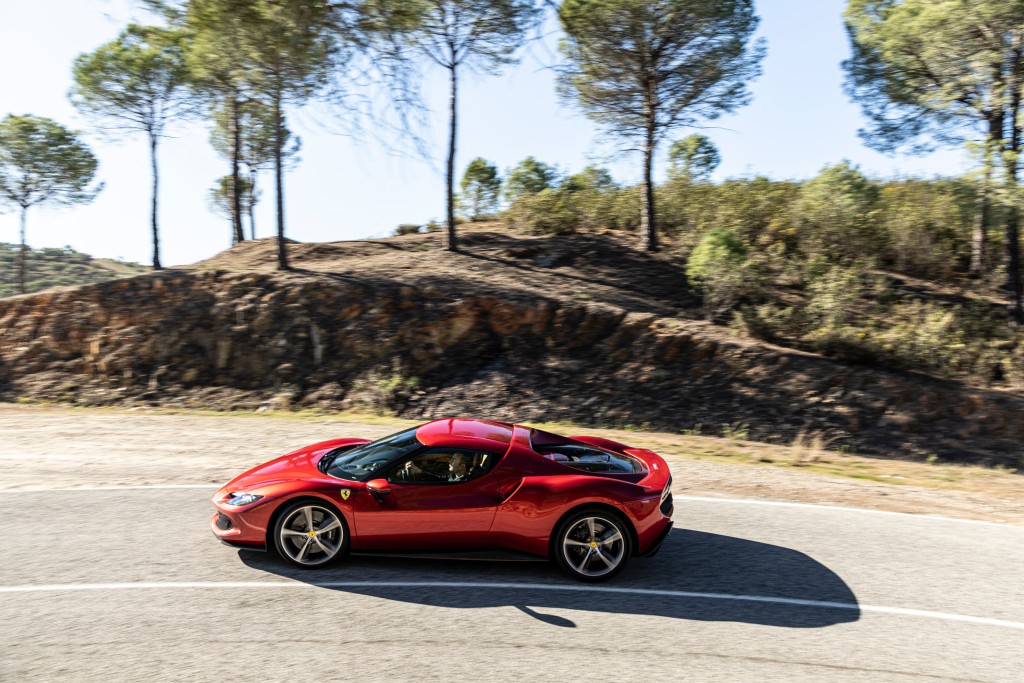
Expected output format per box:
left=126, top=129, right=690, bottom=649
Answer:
left=340, top=489, right=351, bottom=500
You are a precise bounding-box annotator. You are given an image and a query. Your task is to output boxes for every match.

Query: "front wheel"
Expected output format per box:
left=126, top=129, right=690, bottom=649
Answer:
left=554, top=510, right=632, bottom=582
left=273, top=501, right=349, bottom=569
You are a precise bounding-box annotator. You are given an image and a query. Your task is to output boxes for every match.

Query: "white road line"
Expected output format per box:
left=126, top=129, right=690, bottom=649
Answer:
left=1, top=580, right=1021, bottom=631
left=0, top=485, right=1016, bottom=528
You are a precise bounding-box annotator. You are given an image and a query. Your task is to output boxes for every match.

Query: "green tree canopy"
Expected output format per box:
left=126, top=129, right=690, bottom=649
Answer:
left=797, top=161, right=881, bottom=262
left=400, top=0, right=542, bottom=251
left=0, top=115, right=101, bottom=293
left=460, top=157, right=501, bottom=220
left=558, top=0, right=764, bottom=252
left=843, top=0, right=1024, bottom=317
left=686, top=227, right=749, bottom=319
left=245, top=0, right=337, bottom=270
left=687, top=228, right=747, bottom=279
left=209, top=100, right=297, bottom=176
left=209, top=174, right=258, bottom=238
left=70, top=24, right=193, bottom=270
left=842, top=0, right=1013, bottom=153
left=504, top=156, right=558, bottom=201
left=185, top=0, right=262, bottom=245
left=174, top=0, right=338, bottom=269
left=209, top=99, right=299, bottom=241
left=562, top=166, right=616, bottom=194
left=668, top=134, right=721, bottom=182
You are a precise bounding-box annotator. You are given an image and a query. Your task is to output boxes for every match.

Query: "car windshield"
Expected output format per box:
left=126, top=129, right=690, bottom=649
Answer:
left=324, top=428, right=421, bottom=481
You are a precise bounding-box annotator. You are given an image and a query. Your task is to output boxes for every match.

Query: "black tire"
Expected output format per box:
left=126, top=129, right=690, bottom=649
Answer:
left=272, top=499, right=350, bottom=569
left=553, top=508, right=633, bottom=582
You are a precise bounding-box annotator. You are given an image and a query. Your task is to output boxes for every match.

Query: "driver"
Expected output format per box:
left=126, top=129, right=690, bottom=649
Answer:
left=393, top=454, right=449, bottom=482
left=393, top=459, right=424, bottom=482
left=391, top=452, right=485, bottom=483
left=449, top=453, right=468, bottom=482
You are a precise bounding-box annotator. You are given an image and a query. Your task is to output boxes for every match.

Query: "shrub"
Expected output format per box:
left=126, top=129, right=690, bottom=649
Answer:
left=876, top=179, right=973, bottom=277
left=506, top=188, right=581, bottom=234
left=562, top=166, right=620, bottom=231
left=503, top=156, right=558, bottom=203
left=796, top=162, right=881, bottom=263
left=686, top=228, right=751, bottom=320
left=732, top=303, right=802, bottom=342
left=800, top=296, right=1022, bottom=382
left=805, top=265, right=865, bottom=329
left=505, top=166, right=624, bottom=234
left=605, top=185, right=643, bottom=231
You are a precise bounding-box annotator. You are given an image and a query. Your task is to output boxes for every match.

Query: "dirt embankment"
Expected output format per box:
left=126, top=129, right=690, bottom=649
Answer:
left=1, top=230, right=1022, bottom=465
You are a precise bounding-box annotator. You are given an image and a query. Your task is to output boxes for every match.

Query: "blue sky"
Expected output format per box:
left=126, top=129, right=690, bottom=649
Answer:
left=0, top=0, right=968, bottom=266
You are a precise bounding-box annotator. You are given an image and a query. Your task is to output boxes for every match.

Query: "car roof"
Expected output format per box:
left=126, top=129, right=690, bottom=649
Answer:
left=415, top=417, right=516, bottom=452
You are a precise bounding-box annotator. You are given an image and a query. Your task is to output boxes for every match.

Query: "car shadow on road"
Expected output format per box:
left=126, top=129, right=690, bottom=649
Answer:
left=239, top=528, right=859, bottom=629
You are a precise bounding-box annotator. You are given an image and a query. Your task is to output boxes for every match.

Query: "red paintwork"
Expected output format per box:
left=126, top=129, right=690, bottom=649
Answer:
left=415, top=417, right=514, bottom=450
left=211, top=418, right=673, bottom=558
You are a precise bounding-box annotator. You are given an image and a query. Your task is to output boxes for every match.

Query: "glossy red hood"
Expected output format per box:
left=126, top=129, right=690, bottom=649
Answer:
left=219, top=437, right=370, bottom=494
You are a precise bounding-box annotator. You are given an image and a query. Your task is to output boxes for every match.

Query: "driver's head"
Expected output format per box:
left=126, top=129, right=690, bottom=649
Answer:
left=450, top=453, right=467, bottom=475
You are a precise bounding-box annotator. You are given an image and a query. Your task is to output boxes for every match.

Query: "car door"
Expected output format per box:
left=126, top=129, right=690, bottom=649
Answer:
left=352, top=447, right=503, bottom=550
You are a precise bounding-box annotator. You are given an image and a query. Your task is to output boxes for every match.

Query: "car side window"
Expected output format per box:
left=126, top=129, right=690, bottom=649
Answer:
left=388, top=449, right=497, bottom=485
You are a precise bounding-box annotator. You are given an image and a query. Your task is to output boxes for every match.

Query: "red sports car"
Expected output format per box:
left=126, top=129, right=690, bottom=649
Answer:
left=211, top=417, right=674, bottom=581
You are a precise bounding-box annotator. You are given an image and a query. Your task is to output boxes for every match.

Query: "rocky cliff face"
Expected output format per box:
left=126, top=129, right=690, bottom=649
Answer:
left=1, top=267, right=1021, bottom=465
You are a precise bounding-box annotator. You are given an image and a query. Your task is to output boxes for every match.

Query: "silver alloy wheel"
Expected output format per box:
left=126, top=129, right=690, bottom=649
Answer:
left=278, top=504, right=344, bottom=566
left=561, top=515, right=626, bottom=578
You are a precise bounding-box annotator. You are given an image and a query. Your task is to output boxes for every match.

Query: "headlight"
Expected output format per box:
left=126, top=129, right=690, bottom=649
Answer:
left=225, top=492, right=263, bottom=506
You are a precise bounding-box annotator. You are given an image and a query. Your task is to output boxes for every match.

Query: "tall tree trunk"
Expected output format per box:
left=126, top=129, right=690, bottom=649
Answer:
left=970, top=135, right=994, bottom=276
left=641, top=127, right=658, bottom=252
left=17, top=205, right=27, bottom=295
left=231, top=97, right=244, bottom=245
left=1007, top=45, right=1023, bottom=323
left=274, top=95, right=289, bottom=271
left=149, top=131, right=162, bottom=270
left=249, top=170, right=257, bottom=241
left=445, top=64, right=458, bottom=252
left=1006, top=185, right=1023, bottom=323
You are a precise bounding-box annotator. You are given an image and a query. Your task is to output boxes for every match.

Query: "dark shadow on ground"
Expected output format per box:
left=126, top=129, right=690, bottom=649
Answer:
left=239, top=528, right=859, bottom=629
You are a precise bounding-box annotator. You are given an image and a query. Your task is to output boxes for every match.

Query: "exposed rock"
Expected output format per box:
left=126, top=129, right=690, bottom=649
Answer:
left=1, top=265, right=1022, bottom=466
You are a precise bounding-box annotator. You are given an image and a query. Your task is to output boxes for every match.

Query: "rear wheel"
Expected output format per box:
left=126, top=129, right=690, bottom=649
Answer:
left=554, top=509, right=632, bottom=582
left=273, top=501, right=349, bottom=569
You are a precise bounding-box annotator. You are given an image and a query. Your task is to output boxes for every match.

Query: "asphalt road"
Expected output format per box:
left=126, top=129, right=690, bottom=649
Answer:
left=1, top=480, right=1022, bottom=683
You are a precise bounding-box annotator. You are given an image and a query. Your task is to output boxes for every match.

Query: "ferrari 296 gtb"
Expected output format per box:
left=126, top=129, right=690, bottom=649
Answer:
left=211, top=417, right=674, bottom=581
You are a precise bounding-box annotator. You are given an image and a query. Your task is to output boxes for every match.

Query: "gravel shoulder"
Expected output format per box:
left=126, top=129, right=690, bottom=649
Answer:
left=1, top=404, right=1021, bottom=524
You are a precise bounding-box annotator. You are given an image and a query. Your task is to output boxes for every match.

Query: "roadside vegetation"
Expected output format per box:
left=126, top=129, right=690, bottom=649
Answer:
left=0, top=243, right=148, bottom=297
left=2, top=1, right=1024, bottom=463
left=390, top=156, right=1024, bottom=389
left=3, top=1, right=1022, bottom=324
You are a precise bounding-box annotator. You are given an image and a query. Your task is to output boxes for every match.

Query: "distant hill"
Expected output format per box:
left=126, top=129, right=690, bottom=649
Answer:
left=0, top=243, right=149, bottom=297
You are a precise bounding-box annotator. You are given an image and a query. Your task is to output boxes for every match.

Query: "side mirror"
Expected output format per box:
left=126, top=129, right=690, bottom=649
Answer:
left=365, top=478, right=391, bottom=502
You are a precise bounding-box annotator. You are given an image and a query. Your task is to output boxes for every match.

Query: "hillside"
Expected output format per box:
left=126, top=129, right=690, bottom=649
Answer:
left=0, top=243, right=148, bottom=297
left=1, top=226, right=1022, bottom=466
